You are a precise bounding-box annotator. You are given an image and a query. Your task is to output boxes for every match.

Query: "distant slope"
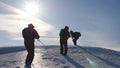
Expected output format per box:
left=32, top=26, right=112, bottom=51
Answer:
left=0, top=45, right=120, bottom=68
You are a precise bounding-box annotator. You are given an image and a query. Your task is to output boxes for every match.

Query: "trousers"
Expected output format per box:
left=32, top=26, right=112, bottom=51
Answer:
left=60, top=40, right=68, bottom=55
left=24, top=40, right=35, bottom=65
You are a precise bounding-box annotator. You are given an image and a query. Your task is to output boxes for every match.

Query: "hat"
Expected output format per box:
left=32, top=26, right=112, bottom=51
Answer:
left=28, top=24, right=34, bottom=28
left=65, top=26, right=69, bottom=29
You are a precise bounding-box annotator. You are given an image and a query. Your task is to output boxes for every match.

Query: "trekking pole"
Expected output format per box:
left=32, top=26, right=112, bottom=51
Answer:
left=37, top=39, right=48, bottom=53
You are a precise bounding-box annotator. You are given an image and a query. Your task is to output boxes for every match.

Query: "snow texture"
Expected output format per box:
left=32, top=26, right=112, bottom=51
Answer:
left=0, top=45, right=120, bottom=68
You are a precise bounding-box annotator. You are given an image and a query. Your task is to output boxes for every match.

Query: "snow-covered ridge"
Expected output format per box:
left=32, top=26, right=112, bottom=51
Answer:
left=0, top=45, right=120, bottom=68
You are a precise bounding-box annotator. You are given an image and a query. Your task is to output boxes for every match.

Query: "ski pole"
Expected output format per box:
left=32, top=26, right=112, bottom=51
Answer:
left=37, top=39, right=48, bottom=53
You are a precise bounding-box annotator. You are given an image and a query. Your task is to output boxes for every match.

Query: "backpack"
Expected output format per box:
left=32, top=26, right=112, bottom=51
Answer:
left=22, top=28, right=33, bottom=39
left=59, top=29, right=66, bottom=36
left=75, top=32, right=81, bottom=37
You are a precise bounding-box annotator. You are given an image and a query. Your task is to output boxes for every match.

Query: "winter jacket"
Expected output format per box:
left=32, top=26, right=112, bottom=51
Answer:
left=59, top=29, right=70, bottom=41
left=22, top=28, right=40, bottom=42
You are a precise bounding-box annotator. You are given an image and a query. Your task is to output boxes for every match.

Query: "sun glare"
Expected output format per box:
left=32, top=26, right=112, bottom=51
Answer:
left=24, top=2, right=39, bottom=15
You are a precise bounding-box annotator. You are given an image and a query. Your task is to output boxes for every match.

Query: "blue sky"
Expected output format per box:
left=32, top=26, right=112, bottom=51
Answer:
left=0, top=0, right=120, bottom=51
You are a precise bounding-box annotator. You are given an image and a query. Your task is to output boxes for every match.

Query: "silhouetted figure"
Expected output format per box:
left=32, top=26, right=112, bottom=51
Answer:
left=70, top=30, right=81, bottom=45
left=59, top=26, right=70, bottom=55
left=22, top=24, right=40, bottom=66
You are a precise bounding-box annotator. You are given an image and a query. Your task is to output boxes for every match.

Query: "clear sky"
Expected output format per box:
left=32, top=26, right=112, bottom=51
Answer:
left=0, top=0, right=120, bottom=51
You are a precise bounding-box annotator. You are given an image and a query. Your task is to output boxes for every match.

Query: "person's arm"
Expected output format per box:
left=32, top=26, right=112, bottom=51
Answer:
left=33, top=29, right=40, bottom=39
left=67, top=31, right=70, bottom=39
left=70, top=33, right=74, bottom=39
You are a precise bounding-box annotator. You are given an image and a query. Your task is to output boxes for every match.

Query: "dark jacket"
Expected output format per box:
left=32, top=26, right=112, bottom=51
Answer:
left=70, top=32, right=81, bottom=39
left=22, top=28, right=39, bottom=42
left=59, top=29, right=70, bottom=41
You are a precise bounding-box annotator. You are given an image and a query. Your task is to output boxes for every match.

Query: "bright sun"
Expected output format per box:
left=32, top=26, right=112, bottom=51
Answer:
left=24, top=2, right=39, bottom=15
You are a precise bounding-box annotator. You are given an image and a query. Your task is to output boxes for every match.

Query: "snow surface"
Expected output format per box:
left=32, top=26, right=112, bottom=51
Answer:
left=0, top=45, right=120, bottom=68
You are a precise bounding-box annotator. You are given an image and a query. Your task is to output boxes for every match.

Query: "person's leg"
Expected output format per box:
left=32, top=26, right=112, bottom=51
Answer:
left=64, top=45, right=68, bottom=55
left=60, top=40, right=63, bottom=54
left=25, top=48, right=32, bottom=65
left=25, top=41, right=30, bottom=65
left=64, top=40, right=68, bottom=55
left=29, top=42, right=34, bottom=64
left=75, top=38, right=79, bottom=45
left=73, top=39, right=76, bottom=45
left=25, top=41, right=34, bottom=66
left=29, top=47, right=34, bottom=64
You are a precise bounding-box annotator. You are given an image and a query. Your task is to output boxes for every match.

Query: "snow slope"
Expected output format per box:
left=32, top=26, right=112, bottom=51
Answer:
left=0, top=45, right=120, bottom=68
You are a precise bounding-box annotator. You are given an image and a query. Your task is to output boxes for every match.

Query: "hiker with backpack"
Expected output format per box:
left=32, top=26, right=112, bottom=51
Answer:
left=59, top=26, right=70, bottom=55
left=22, top=24, right=40, bottom=66
left=70, top=30, right=81, bottom=45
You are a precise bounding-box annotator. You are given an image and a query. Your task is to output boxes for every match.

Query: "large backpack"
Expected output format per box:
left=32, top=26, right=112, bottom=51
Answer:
left=59, top=29, right=66, bottom=36
left=22, top=28, right=33, bottom=39
left=75, top=32, right=81, bottom=37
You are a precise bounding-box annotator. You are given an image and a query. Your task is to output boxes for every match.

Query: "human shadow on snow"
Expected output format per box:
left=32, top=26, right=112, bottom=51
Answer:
left=85, top=47, right=120, bottom=57
left=88, top=50, right=120, bottom=68
left=64, top=55, right=85, bottom=68
left=76, top=45, right=120, bottom=68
